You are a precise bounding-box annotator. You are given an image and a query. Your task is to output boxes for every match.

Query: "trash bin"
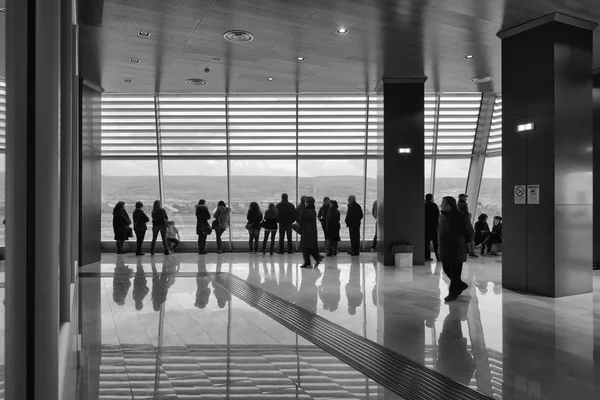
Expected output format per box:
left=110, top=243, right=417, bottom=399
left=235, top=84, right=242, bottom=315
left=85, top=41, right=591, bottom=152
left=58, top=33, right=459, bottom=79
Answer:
left=391, top=244, right=413, bottom=268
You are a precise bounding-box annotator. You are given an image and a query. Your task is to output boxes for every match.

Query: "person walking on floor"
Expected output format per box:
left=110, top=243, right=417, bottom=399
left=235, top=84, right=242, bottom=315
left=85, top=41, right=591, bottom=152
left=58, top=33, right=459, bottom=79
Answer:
left=325, top=200, right=341, bottom=256
left=438, top=196, right=474, bottom=302
left=113, top=201, right=132, bottom=254
left=213, top=201, right=231, bottom=254
left=457, top=193, right=478, bottom=258
left=370, top=200, right=378, bottom=252
left=425, top=194, right=440, bottom=261
left=345, top=195, right=363, bottom=256
left=318, top=197, right=331, bottom=249
left=299, top=196, right=323, bottom=268
left=246, top=202, right=263, bottom=254
left=150, top=200, right=171, bottom=255
left=262, top=203, right=278, bottom=255
left=132, top=201, right=149, bottom=256
left=276, top=193, right=296, bottom=254
left=195, top=199, right=211, bottom=254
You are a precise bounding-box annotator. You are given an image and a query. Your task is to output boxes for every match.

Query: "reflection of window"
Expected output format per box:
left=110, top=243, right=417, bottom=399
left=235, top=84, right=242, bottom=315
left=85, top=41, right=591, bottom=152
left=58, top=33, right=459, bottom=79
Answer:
left=434, top=159, right=470, bottom=203
left=299, top=160, right=364, bottom=240
left=163, top=160, right=227, bottom=241
left=101, top=160, right=160, bottom=241
left=425, top=159, right=432, bottom=194
left=230, top=160, right=296, bottom=241
left=477, top=157, right=502, bottom=218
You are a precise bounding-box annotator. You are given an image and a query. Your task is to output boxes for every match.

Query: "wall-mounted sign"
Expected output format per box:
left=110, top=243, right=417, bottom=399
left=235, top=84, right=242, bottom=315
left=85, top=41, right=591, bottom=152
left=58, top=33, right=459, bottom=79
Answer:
left=528, top=185, right=540, bottom=204
left=514, top=185, right=526, bottom=204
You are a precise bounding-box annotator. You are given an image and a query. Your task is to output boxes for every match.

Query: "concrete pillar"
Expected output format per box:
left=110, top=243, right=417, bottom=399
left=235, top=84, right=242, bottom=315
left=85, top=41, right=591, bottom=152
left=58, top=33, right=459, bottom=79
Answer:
left=499, top=13, right=596, bottom=297
left=375, top=78, right=426, bottom=266
left=593, top=73, right=600, bottom=266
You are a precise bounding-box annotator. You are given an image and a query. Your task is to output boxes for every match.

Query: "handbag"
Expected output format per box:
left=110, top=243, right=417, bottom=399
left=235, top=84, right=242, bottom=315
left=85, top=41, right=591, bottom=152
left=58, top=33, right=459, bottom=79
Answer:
left=202, top=224, right=213, bottom=235
left=292, top=222, right=304, bottom=235
left=260, top=220, right=267, bottom=229
left=245, top=222, right=253, bottom=231
left=125, top=226, right=134, bottom=238
left=211, top=219, right=220, bottom=230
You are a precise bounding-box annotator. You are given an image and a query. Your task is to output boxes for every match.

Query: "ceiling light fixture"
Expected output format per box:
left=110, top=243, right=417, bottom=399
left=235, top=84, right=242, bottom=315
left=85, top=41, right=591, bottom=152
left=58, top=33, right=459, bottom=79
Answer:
left=137, top=30, right=151, bottom=37
left=123, top=79, right=132, bottom=83
left=223, top=30, right=254, bottom=43
left=471, top=75, right=494, bottom=83
left=211, top=57, right=223, bottom=63
left=129, top=59, right=140, bottom=64
left=336, top=27, right=349, bottom=34
left=266, top=77, right=275, bottom=81
left=295, top=57, right=306, bottom=62
left=465, top=54, right=475, bottom=59
left=186, top=78, right=208, bottom=86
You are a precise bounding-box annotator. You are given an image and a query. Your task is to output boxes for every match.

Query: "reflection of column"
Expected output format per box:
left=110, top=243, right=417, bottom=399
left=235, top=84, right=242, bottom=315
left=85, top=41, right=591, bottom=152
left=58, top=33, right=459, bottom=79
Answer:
left=153, top=303, right=165, bottom=399
left=80, top=278, right=102, bottom=399
left=465, top=285, right=493, bottom=397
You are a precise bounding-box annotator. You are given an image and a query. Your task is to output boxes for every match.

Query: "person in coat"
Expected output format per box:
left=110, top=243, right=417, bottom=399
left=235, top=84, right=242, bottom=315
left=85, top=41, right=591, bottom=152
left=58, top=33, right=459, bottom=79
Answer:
left=438, top=196, right=475, bottom=302
left=474, top=213, right=491, bottom=256
left=370, top=200, right=378, bottom=252
left=112, top=201, right=132, bottom=254
left=425, top=194, right=440, bottom=261
left=345, top=195, right=363, bottom=256
left=299, top=196, right=322, bottom=268
left=317, top=197, right=331, bottom=246
left=246, top=202, right=263, bottom=254
left=195, top=199, right=211, bottom=255
left=296, top=195, right=307, bottom=223
left=325, top=200, right=341, bottom=256
left=133, top=201, right=149, bottom=256
left=213, top=201, right=231, bottom=254
left=262, top=203, right=279, bottom=255
left=276, top=193, right=296, bottom=254
left=150, top=200, right=170, bottom=255
left=458, top=193, right=478, bottom=258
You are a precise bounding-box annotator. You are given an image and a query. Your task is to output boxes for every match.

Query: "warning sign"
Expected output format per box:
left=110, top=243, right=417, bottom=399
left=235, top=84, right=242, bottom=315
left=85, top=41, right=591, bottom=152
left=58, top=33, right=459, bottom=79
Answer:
left=528, top=185, right=539, bottom=204
left=514, top=185, right=526, bottom=204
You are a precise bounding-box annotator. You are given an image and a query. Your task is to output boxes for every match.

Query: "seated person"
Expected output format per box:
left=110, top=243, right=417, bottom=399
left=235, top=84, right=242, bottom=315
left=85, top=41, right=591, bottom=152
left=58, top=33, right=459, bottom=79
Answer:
left=474, top=214, right=491, bottom=255
left=166, top=221, right=180, bottom=253
left=488, top=216, right=502, bottom=253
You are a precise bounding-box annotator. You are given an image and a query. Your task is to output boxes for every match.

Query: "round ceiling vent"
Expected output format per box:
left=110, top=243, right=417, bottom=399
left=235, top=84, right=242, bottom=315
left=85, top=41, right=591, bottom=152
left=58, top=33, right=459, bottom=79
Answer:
left=185, top=78, right=208, bottom=86
left=471, top=75, right=494, bottom=83
left=223, top=30, right=254, bottom=43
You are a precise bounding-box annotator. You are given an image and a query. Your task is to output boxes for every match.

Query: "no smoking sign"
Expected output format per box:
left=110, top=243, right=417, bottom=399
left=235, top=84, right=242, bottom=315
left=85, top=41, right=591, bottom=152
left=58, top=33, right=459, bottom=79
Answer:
left=514, top=185, right=526, bottom=204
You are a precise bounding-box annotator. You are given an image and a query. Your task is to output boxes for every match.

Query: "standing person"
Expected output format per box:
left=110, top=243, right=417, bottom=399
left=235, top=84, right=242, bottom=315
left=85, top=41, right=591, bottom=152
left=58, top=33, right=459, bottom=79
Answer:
left=438, top=196, right=474, bottom=302
left=150, top=200, right=170, bottom=255
left=425, top=194, right=440, bottom=261
left=296, top=195, right=307, bottom=222
left=325, top=200, right=341, bottom=257
left=246, top=202, right=263, bottom=254
left=165, top=221, right=180, bottom=253
left=474, top=214, right=491, bottom=256
left=112, top=201, right=132, bottom=254
left=262, top=203, right=278, bottom=255
left=133, top=201, right=149, bottom=256
left=318, top=197, right=331, bottom=246
left=457, top=193, right=478, bottom=258
left=276, top=193, right=296, bottom=254
left=370, top=200, right=378, bottom=252
left=213, top=201, right=231, bottom=254
left=345, top=195, right=363, bottom=256
left=195, top=199, right=211, bottom=255
left=299, top=196, right=322, bottom=268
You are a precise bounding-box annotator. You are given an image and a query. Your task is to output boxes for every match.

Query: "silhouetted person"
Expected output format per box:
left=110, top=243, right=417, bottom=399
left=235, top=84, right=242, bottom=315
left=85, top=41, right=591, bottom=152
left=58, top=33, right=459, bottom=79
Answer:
left=299, top=196, right=322, bottom=268
left=458, top=193, right=478, bottom=258
left=213, top=200, right=231, bottom=254
left=318, top=265, right=341, bottom=312
left=370, top=200, right=378, bottom=252
left=165, top=221, right=180, bottom=253
left=195, top=262, right=211, bottom=309
left=474, top=213, right=491, bottom=256
left=132, top=261, right=149, bottom=310
left=133, top=201, right=149, bottom=256
left=318, top=197, right=331, bottom=246
left=346, top=259, right=363, bottom=315
left=438, top=196, right=474, bottom=302
left=296, top=195, right=307, bottom=223
left=488, top=216, right=503, bottom=255
left=113, top=260, right=133, bottom=306
left=195, top=199, right=211, bottom=254
left=425, top=194, right=440, bottom=261
left=276, top=193, right=296, bottom=254
left=150, top=200, right=170, bottom=255
left=113, top=201, right=132, bottom=254
left=345, top=195, right=363, bottom=256
left=325, top=200, right=341, bottom=256
left=437, top=301, right=475, bottom=385
left=246, top=202, right=263, bottom=254
left=262, top=203, right=278, bottom=255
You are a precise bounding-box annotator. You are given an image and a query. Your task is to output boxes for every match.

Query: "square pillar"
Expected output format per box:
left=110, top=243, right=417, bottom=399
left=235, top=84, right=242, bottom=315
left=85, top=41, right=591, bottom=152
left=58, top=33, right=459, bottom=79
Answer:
left=499, top=13, right=596, bottom=297
left=375, top=78, right=426, bottom=266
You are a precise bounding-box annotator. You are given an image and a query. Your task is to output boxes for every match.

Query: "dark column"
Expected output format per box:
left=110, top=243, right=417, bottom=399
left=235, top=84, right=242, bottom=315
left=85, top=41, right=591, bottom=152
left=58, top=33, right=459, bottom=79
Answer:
left=593, top=73, right=600, bottom=266
left=80, top=80, right=103, bottom=266
left=376, top=78, right=426, bottom=266
left=499, top=13, right=596, bottom=297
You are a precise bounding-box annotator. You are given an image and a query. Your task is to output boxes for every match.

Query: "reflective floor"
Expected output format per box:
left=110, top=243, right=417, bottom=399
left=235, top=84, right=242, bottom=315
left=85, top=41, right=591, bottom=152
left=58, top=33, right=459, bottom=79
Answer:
left=80, top=253, right=600, bottom=400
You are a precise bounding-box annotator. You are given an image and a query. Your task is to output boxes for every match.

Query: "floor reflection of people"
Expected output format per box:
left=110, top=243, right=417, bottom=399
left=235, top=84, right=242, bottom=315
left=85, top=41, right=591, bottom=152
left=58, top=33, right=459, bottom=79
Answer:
left=277, top=261, right=297, bottom=303
left=151, top=257, right=176, bottom=311
left=261, top=261, right=278, bottom=295
left=476, top=280, right=489, bottom=295
left=195, top=259, right=211, bottom=309
left=247, top=259, right=262, bottom=287
left=213, top=280, right=231, bottom=309
left=371, top=260, right=378, bottom=307
left=319, top=264, right=341, bottom=312
left=113, top=259, right=133, bottom=306
left=297, top=268, right=321, bottom=314
left=437, top=301, right=475, bottom=385
left=132, top=261, right=149, bottom=310
left=345, top=259, right=364, bottom=315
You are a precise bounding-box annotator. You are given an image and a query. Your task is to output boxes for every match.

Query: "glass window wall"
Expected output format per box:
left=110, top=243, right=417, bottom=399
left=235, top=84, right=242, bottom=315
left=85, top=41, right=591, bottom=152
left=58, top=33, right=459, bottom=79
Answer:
left=478, top=157, right=502, bottom=218
left=433, top=159, right=471, bottom=204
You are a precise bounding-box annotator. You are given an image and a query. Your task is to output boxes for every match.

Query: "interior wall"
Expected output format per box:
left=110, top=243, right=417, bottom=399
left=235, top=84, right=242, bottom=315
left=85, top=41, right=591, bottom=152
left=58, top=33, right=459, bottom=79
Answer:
left=593, top=74, right=600, bottom=266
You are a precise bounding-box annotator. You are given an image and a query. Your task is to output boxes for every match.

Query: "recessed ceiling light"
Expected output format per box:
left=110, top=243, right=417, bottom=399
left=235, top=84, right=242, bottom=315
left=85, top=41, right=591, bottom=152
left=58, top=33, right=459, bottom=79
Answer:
left=186, top=78, right=208, bottom=86
left=123, top=79, right=132, bottom=83
left=336, top=27, right=349, bottom=34
left=129, top=59, right=140, bottom=64
left=137, top=30, right=151, bottom=37
left=465, top=54, right=475, bottom=60
left=471, top=75, right=494, bottom=83
left=211, top=57, right=223, bottom=63
left=266, top=77, right=275, bottom=81
left=223, top=30, right=254, bottom=43
left=295, top=57, right=306, bottom=62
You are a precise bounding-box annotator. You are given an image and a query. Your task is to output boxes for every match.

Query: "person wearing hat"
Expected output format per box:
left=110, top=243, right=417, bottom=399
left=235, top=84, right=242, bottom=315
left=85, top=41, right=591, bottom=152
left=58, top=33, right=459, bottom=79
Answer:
left=457, top=194, right=478, bottom=258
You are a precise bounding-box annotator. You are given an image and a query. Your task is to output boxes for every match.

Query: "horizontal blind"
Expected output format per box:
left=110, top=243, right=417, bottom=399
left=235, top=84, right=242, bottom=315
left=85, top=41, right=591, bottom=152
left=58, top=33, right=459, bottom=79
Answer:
left=298, top=94, right=368, bottom=157
left=0, top=78, right=5, bottom=152
left=101, top=94, right=157, bottom=156
left=486, top=96, right=502, bottom=155
left=227, top=94, right=297, bottom=157
left=367, top=93, right=381, bottom=156
left=436, top=93, right=482, bottom=156
left=158, top=94, right=227, bottom=157
left=425, top=93, right=437, bottom=156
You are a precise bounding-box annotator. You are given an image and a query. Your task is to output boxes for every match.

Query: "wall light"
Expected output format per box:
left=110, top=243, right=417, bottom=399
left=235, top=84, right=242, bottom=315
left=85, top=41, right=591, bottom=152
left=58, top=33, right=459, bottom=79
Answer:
left=398, top=148, right=412, bottom=154
left=517, top=122, right=534, bottom=132
left=137, top=31, right=151, bottom=37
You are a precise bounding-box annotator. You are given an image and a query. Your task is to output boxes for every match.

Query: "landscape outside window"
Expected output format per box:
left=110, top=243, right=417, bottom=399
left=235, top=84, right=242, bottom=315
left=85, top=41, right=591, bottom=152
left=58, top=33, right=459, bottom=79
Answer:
left=477, top=156, right=502, bottom=218
left=433, top=158, right=470, bottom=204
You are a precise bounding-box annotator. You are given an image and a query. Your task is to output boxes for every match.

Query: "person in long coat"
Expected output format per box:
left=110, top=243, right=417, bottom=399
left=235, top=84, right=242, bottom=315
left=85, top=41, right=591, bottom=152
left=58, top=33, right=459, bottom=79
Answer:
left=325, top=200, right=341, bottom=256
left=112, top=201, right=132, bottom=254
left=299, top=196, right=322, bottom=268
